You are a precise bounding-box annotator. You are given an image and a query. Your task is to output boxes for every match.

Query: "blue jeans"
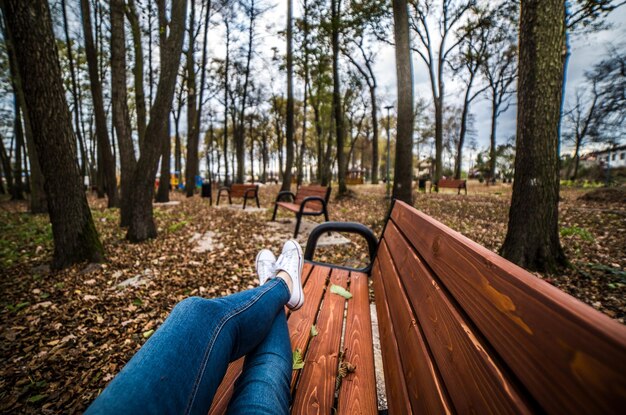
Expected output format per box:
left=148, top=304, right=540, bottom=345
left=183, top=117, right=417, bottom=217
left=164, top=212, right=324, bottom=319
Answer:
left=86, top=278, right=292, bottom=415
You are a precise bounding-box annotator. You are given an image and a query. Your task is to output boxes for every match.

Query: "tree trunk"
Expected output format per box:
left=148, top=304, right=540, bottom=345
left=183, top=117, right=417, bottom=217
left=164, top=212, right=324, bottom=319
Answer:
left=61, top=0, right=88, bottom=178
left=454, top=86, right=472, bottom=180
left=80, top=0, right=119, bottom=208
left=501, top=0, right=567, bottom=273
left=297, top=0, right=310, bottom=187
left=282, top=0, right=295, bottom=192
left=12, top=99, right=25, bottom=200
left=126, top=0, right=147, bottom=149
left=331, top=0, right=346, bottom=196
left=370, top=85, right=379, bottom=184
left=111, top=0, right=138, bottom=226
left=4, top=0, right=104, bottom=268
left=185, top=3, right=198, bottom=196
left=223, top=19, right=231, bottom=185
left=0, top=134, right=14, bottom=194
left=154, top=0, right=171, bottom=202
left=572, top=136, right=581, bottom=180
left=489, top=92, right=498, bottom=180
left=127, top=0, right=187, bottom=242
left=392, top=0, right=413, bottom=204
left=261, top=130, right=268, bottom=183
left=3, top=16, right=46, bottom=211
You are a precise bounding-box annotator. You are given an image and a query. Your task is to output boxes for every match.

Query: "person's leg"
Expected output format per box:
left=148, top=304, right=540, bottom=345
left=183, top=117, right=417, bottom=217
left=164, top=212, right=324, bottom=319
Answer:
left=86, top=278, right=290, bottom=415
left=226, top=311, right=292, bottom=414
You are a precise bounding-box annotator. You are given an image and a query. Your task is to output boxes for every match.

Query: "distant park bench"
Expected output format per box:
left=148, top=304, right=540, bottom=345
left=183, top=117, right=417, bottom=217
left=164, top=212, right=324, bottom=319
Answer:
left=209, top=199, right=626, bottom=414
left=432, top=178, right=467, bottom=194
left=271, top=185, right=331, bottom=238
left=216, top=184, right=260, bottom=209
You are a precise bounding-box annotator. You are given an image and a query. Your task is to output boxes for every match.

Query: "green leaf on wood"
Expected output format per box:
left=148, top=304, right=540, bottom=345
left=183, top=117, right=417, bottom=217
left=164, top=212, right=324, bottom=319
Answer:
left=310, top=325, right=318, bottom=338
left=143, top=329, right=154, bottom=339
left=330, top=284, right=352, bottom=299
left=27, top=394, right=46, bottom=403
left=293, top=348, right=305, bottom=370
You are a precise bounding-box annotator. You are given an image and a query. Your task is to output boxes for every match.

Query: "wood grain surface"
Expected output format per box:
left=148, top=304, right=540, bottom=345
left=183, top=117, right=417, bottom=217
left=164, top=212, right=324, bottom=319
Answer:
left=291, top=269, right=348, bottom=414
left=390, top=200, right=626, bottom=414
left=336, top=271, right=377, bottom=414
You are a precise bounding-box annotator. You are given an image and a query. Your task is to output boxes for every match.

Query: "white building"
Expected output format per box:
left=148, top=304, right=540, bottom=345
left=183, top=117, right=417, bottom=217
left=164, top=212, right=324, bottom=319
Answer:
left=592, top=145, right=626, bottom=169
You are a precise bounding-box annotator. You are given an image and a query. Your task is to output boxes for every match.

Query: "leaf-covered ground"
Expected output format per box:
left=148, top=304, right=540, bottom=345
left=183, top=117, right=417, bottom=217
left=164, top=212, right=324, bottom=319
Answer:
left=1, top=182, right=624, bottom=413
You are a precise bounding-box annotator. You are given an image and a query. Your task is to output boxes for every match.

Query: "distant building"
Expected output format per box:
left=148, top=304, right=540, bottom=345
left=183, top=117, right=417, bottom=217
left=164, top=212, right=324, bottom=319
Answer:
left=585, top=145, right=626, bottom=169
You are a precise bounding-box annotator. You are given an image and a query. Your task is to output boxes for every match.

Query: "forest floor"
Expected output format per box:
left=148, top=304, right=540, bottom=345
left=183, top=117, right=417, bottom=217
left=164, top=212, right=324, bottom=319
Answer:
left=1, top=181, right=625, bottom=413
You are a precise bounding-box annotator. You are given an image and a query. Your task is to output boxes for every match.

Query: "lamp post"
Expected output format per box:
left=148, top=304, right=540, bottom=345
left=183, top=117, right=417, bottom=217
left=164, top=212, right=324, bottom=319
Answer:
left=385, top=105, right=393, bottom=199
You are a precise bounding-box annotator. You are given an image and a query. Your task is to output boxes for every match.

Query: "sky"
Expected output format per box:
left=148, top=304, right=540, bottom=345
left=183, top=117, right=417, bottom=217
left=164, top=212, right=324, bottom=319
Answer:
left=246, top=1, right=626, bottom=161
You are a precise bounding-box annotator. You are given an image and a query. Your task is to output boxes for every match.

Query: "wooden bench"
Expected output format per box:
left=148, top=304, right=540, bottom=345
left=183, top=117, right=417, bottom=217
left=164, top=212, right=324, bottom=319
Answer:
left=210, top=200, right=626, bottom=414
left=216, top=184, right=259, bottom=209
left=271, top=185, right=331, bottom=238
left=432, top=178, right=467, bottom=194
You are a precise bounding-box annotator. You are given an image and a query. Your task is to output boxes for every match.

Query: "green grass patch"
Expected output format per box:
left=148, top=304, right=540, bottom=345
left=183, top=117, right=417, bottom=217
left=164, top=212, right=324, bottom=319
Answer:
left=560, top=226, right=593, bottom=242
left=0, top=212, right=52, bottom=268
left=167, top=220, right=189, bottom=233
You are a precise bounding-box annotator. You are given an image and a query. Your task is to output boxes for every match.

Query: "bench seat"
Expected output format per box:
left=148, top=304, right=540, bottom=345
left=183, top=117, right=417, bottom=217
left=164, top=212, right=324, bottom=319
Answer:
left=208, top=263, right=377, bottom=414
left=275, top=201, right=323, bottom=215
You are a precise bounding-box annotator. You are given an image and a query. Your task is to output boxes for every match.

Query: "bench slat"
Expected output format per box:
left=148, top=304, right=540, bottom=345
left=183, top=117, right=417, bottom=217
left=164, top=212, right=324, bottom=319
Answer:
left=208, top=263, right=317, bottom=415
left=383, top=223, right=532, bottom=414
left=229, top=184, right=257, bottom=198
left=207, top=358, right=244, bottom=415
left=291, top=269, right=348, bottom=413
left=375, top=244, right=454, bottom=414
left=391, top=200, right=626, bottom=414
left=276, top=202, right=321, bottom=214
left=287, top=264, right=331, bottom=390
left=336, top=271, right=377, bottom=414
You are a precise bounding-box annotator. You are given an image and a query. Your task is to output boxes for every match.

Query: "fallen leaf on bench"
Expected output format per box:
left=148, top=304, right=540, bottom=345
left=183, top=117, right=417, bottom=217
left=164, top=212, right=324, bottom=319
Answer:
left=142, top=329, right=154, bottom=339
left=310, top=325, right=318, bottom=338
left=330, top=284, right=353, bottom=300
left=293, top=348, right=305, bottom=370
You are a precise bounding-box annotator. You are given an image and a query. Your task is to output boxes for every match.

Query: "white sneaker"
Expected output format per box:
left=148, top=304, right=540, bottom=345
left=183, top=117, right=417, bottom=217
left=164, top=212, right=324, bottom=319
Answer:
left=275, top=240, right=304, bottom=310
left=255, top=249, right=277, bottom=285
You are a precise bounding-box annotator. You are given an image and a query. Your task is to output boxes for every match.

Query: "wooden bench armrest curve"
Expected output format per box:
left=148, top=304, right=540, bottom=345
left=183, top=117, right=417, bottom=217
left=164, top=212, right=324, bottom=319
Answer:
left=304, top=222, right=378, bottom=273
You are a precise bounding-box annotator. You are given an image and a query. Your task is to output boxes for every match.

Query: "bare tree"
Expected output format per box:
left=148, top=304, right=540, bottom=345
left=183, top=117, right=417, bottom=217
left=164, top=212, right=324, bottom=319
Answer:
left=392, top=0, right=413, bottom=203
left=80, top=0, right=119, bottom=208
left=409, top=0, right=475, bottom=183
left=127, top=0, right=188, bottom=241
left=3, top=0, right=104, bottom=268
left=501, top=0, right=567, bottom=272
left=111, top=0, right=137, bottom=226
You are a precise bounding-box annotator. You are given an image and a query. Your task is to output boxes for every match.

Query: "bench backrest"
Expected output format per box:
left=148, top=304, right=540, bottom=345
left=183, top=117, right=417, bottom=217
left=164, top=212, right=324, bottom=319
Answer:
left=438, top=178, right=466, bottom=188
left=372, top=200, right=626, bottom=414
left=294, top=185, right=330, bottom=211
left=230, top=184, right=257, bottom=198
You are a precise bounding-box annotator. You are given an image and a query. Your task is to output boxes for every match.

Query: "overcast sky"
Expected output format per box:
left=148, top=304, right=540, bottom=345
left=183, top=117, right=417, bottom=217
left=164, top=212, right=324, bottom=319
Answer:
left=242, top=2, right=625, bottom=159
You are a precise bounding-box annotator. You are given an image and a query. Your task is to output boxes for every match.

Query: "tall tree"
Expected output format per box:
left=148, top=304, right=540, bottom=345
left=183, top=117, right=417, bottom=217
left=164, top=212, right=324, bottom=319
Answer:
left=127, top=0, right=188, bottom=241
left=111, top=0, right=137, bottom=226
left=156, top=0, right=173, bottom=202
left=481, top=1, right=517, bottom=180
left=501, top=0, right=567, bottom=272
left=126, top=0, right=148, bottom=149
left=392, top=0, right=413, bottom=203
left=3, top=0, right=104, bottom=268
left=450, top=8, right=489, bottom=179
left=409, top=0, right=475, bottom=183
left=282, top=0, right=295, bottom=191
left=185, top=1, right=199, bottom=196
left=80, top=0, right=119, bottom=208
left=331, top=0, right=346, bottom=196
left=61, top=0, right=88, bottom=178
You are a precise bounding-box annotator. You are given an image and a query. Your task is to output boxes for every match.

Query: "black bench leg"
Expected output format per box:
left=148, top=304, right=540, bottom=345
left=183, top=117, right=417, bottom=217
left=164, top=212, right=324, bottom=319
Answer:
left=323, top=209, right=331, bottom=236
left=217, top=192, right=221, bottom=206
left=228, top=194, right=232, bottom=205
left=256, top=195, right=260, bottom=208
left=271, top=204, right=279, bottom=221
left=243, top=196, right=248, bottom=210
left=294, top=214, right=302, bottom=238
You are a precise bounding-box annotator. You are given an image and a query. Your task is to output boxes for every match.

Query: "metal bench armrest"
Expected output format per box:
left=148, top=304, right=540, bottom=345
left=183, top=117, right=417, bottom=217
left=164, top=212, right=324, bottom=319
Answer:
left=299, top=196, right=326, bottom=214
left=304, top=222, right=378, bottom=274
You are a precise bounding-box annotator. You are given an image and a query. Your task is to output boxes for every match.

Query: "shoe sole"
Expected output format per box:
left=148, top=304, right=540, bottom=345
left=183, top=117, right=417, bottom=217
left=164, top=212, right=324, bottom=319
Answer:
left=255, top=250, right=275, bottom=286
left=287, top=240, right=304, bottom=310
